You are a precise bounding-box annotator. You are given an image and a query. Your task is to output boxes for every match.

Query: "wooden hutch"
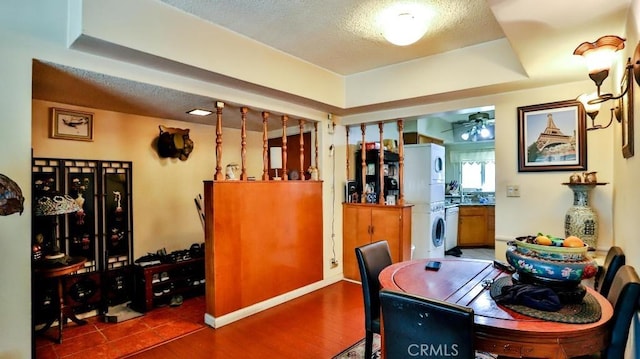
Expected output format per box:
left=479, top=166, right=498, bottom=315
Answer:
left=342, top=121, right=413, bottom=281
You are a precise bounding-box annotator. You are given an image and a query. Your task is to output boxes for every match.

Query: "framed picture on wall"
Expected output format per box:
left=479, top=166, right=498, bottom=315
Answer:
left=517, top=100, right=587, bottom=172
left=50, top=107, right=94, bottom=141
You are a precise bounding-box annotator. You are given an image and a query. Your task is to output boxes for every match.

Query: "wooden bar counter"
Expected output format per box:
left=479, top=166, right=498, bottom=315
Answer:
left=203, top=180, right=323, bottom=326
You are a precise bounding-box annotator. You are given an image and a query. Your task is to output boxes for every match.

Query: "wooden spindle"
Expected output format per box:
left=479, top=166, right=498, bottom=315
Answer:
left=314, top=121, right=319, bottom=179
left=240, top=107, right=248, bottom=181
left=378, top=122, right=385, bottom=204
left=397, top=119, right=405, bottom=205
left=214, top=101, right=225, bottom=181
left=298, top=119, right=305, bottom=181
left=346, top=125, right=350, bottom=180
left=360, top=123, right=366, bottom=203
left=262, top=112, right=270, bottom=181
left=282, top=115, right=288, bottom=181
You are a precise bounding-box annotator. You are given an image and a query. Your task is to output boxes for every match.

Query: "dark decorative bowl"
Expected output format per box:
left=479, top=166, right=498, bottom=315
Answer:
left=513, top=236, right=588, bottom=262
left=506, top=245, right=598, bottom=282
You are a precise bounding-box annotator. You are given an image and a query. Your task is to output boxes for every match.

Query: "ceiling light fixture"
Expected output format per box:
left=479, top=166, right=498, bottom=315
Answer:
left=574, top=35, right=640, bottom=131
left=187, top=109, right=212, bottom=116
left=458, top=112, right=493, bottom=141
left=380, top=4, right=432, bottom=46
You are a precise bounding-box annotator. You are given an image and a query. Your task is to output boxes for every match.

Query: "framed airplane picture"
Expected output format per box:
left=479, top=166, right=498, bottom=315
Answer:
left=50, top=107, right=94, bottom=141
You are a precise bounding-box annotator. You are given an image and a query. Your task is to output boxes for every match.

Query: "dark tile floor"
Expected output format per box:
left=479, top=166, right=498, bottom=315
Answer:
left=35, top=296, right=206, bottom=359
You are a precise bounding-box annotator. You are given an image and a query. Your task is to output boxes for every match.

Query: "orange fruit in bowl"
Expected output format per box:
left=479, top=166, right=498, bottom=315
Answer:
left=563, top=235, right=584, bottom=247
left=535, top=235, right=553, bottom=246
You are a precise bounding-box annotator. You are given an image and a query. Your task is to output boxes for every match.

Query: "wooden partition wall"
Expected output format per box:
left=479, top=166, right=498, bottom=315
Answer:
left=203, top=181, right=323, bottom=319
left=213, top=102, right=319, bottom=181
left=203, top=102, right=323, bottom=325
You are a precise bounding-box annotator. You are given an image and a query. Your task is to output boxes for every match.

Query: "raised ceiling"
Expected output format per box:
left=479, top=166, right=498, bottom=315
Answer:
left=32, top=0, right=632, bottom=130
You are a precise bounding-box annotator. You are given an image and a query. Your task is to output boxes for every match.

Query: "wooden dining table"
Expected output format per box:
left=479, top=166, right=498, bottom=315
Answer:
left=378, top=258, right=613, bottom=359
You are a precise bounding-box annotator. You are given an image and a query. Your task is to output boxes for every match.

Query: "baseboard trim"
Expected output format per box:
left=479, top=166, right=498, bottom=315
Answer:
left=204, top=274, right=343, bottom=328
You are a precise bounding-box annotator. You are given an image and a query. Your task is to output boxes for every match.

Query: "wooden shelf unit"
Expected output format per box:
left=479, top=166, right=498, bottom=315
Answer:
left=133, top=257, right=204, bottom=312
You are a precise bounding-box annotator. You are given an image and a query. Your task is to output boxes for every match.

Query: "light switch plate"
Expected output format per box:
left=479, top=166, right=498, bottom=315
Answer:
left=506, top=185, right=520, bottom=197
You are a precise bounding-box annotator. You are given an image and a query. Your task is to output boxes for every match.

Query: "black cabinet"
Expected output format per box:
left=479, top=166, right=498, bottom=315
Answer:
left=354, top=149, right=400, bottom=204
left=31, top=157, right=134, bottom=324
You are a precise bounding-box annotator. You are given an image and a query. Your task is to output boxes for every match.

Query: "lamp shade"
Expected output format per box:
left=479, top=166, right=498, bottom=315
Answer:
left=577, top=92, right=602, bottom=113
left=382, top=12, right=428, bottom=46
left=270, top=147, right=282, bottom=169
left=574, top=35, right=625, bottom=74
left=380, top=4, right=432, bottom=46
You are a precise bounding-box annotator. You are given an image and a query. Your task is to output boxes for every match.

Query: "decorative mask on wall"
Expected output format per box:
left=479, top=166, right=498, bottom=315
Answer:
left=156, top=125, right=194, bottom=161
left=0, top=173, right=24, bottom=216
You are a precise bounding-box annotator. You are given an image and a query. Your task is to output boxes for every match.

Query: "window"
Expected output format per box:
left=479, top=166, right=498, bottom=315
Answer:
left=461, top=160, right=495, bottom=191
left=450, top=149, right=495, bottom=192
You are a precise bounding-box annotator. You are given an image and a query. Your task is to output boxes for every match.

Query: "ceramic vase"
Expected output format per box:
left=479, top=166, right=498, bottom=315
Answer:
left=564, top=185, right=598, bottom=249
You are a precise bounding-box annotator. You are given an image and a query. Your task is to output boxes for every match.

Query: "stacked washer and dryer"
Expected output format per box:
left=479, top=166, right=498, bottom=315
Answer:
left=404, top=144, right=446, bottom=259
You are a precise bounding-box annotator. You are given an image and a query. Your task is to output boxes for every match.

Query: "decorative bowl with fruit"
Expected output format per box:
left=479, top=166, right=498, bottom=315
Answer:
left=506, top=234, right=598, bottom=284
left=512, top=234, right=588, bottom=261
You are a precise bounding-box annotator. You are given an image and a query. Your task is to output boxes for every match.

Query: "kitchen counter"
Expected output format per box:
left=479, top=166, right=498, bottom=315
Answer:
left=458, top=202, right=495, bottom=206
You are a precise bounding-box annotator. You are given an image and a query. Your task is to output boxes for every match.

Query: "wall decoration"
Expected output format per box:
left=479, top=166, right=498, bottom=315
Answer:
left=0, top=173, right=24, bottom=216
left=620, top=65, right=634, bottom=158
left=51, top=108, right=94, bottom=141
left=156, top=125, right=194, bottom=161
left=517, top=100, right=587, bottom=172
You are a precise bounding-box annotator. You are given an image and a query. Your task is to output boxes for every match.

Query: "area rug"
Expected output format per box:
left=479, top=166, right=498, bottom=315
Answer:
left=332, top=334, right=497, bottom=359
left=332, top=334, right=381, bottom=359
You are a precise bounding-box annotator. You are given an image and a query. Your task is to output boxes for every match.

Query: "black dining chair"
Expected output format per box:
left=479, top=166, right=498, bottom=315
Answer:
left=594, top=246, right=625, bottom=298
left=355, top=240, right=392, bottom=359
left=593, top=265, right=640, bottom=359
left=379, top=289, right=476, bottom=359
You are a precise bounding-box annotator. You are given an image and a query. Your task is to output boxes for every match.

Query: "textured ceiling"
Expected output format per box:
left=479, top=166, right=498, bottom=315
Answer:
left=32, top=0, right=632, bottom=132
left=160, top=0, right=505, bottom=75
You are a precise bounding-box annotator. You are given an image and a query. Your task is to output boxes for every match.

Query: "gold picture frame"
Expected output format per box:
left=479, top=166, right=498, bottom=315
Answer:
left=50, top=108, right=94, bottom=141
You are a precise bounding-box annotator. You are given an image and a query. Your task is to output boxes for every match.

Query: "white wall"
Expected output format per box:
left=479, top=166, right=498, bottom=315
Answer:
left=616, top=2, right=640, bottom=357
left=0, top=25, right=34, bottom=359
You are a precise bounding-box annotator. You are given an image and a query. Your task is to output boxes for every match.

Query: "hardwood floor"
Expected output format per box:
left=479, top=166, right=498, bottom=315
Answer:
left=124, top=280, right=366, bottom=359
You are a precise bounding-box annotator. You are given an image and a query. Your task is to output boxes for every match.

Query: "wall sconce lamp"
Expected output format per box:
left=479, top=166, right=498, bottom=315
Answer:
left=574, top=35, right=640, bottom=130
left=574, top=35, right=626, bottom=102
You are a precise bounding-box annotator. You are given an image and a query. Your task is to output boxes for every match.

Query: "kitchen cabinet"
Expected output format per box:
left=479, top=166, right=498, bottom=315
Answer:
left=457, top=205, right=495, bottom=247
left=403, top=132, right=444, bottom=145
left=342, top=203, right=412, bottom=281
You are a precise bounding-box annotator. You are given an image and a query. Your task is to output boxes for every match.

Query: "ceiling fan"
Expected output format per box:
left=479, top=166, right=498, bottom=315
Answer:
left=443, top=112, right=495, bottom=141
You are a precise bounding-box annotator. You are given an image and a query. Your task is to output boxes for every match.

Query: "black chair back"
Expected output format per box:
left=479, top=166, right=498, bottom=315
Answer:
left=380, top=289, right=475, bottom=359
left=596, top=246, right=625, bottom=298
left=604, top=265, right=640, bottom=359
left=355, top=240, right=392, bottom=359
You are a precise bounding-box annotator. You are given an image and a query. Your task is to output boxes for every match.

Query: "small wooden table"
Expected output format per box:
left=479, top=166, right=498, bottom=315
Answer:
left=378, top=258, right=613, bottom=359
left=34, top=256, right=87, bottom=343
